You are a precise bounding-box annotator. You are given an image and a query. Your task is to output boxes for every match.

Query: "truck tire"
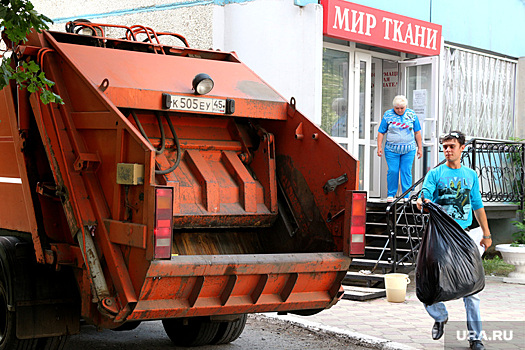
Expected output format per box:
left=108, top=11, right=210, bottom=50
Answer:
left=162, top=317, right=220, bottom=347
left=0, top=280, right=21, bottom=349
left=0, top=272, right=68, bottom=350
left=0, top=237, right=70, bottom=350
left=210, top=314, right=247, bottom=344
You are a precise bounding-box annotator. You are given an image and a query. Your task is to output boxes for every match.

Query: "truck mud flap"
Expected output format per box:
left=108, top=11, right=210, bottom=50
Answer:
left=128, top=253, right=350, bottom=320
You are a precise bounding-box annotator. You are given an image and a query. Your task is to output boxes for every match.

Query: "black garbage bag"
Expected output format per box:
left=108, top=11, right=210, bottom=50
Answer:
left=416, top=201, right=485, bottom=305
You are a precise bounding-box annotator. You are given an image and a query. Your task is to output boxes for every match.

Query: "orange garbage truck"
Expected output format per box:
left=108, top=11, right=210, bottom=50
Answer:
left=0, top=22, right=365, bottom=349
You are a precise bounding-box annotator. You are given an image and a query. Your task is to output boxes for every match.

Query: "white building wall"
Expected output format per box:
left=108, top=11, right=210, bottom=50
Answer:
left=213, top=1, right=323, bottom=124
left=32, top=0, right=214, bottom=50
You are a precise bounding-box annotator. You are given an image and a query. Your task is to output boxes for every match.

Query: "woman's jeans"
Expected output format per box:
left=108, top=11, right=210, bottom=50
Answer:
left=384, top=148, right=416, bottom=198
left=425, top=293, right=482, bottom=340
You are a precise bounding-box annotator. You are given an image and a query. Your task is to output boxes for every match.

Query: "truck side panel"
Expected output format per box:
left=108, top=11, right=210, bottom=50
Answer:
left=0, top=87, right=44, bottom=259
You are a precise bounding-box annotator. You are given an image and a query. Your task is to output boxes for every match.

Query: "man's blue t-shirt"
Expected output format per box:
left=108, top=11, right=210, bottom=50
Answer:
left=421, top=164, right=483, bottom=229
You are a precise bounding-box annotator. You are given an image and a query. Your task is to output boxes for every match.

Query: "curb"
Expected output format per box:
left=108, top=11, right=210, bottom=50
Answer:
left=260, top=313, right=418, bottom=350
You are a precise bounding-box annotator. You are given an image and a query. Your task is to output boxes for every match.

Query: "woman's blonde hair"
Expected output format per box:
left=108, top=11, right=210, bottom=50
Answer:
left=392, top=95, right=408, bottom=107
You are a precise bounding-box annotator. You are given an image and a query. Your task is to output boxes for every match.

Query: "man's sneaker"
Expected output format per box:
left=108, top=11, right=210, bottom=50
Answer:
left=469, top=340, right=485, bottom=350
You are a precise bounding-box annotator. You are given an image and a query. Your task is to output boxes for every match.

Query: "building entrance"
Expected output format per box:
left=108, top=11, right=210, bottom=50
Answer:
left=321, top=44, right=439, bottom=198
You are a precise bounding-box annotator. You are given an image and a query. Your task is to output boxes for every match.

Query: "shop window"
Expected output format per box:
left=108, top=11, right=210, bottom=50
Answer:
left=322, top=48, right=349, bottom=138
left=442, top=46, right=516, bottom=139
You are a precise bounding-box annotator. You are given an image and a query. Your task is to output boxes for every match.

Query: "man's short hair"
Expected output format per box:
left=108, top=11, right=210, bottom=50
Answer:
left=439, top=131, right=466, bottom=146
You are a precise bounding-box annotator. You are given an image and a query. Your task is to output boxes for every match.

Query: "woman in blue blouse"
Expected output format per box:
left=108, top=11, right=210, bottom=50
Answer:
left=377, top=95, right=423, bottom=201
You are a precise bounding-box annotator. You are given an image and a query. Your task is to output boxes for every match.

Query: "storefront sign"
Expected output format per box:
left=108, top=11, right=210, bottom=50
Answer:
left=322, top=0, right=442, bottom=56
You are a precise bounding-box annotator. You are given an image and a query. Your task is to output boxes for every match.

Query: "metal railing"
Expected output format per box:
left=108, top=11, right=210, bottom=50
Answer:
left=464, top=139, right=525, bottom=207
left=384, top=138, right=525, bottom=272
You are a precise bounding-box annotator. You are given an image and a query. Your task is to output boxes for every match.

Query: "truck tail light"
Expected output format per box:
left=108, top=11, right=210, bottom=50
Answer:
left=155, top=187, right=173, bottom=259
left=344, top=191, right=367, bottom=256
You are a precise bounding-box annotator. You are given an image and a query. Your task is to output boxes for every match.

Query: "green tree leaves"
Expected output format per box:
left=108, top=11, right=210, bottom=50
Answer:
left=1, top=0, right=51, bottom=42
left=0, top=0, right=62, bottom=104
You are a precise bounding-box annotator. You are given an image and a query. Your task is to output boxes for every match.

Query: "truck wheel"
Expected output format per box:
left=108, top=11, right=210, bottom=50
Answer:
left=0, top=277, right=63, bottom=349
left=0, top=238, right=70, bottom=350
left=162, top=317, right=220, bottom=347
left=210, top=314, right=247, bottom=344
left=0, top=281, right=19, bottom=349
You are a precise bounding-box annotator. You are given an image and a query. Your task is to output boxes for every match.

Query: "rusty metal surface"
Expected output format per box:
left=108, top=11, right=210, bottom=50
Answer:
left=258, top=107, right=359, bottom=253
left=104, top=219, right=147, bottom=249
left=29, top=42, right=142, bottom=317
left=146, top=114, right=279, bottom=228
left=127, top=253, right=350, bottom=320
left=48, top=36, right=288, bottom=119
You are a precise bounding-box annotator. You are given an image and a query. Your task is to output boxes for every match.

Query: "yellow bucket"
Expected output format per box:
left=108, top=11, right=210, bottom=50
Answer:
left=384, top=273, right=411, bottom=303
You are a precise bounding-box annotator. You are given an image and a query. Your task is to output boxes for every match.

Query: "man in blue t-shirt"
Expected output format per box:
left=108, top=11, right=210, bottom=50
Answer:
left=416, top=131, right=492, bottom=350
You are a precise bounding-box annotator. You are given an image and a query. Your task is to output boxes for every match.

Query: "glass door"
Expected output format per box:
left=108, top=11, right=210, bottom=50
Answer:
left=399, top=56, right=439, bottom=180
left=321, top=46, right=352, bottom=149
left=353, top=52, right=373, bottom=193
left=369, top=58, right=383, bottom=198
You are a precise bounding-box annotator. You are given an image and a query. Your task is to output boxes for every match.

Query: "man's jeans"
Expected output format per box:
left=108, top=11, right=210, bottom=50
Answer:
left=425, top=293, right=482, bottom=340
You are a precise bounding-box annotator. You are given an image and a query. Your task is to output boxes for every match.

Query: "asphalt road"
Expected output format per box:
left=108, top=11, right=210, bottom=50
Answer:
left=63, top=314, right=373, bottom=350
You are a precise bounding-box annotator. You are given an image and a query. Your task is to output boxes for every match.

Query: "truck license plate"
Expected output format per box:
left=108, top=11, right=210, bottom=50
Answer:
left=164, top=94, right=226, bottom=114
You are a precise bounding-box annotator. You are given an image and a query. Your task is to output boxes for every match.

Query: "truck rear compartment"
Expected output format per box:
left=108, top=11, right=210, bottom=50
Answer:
left=0, top=22, right=365, bottom=347
left=120, top=109, right=351, bottom=319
